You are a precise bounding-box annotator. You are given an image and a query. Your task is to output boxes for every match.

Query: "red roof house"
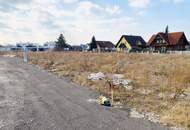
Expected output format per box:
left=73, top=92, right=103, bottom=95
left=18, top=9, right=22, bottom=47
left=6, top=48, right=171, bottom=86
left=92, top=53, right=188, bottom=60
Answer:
left=148, top=32, right=189, bottom=51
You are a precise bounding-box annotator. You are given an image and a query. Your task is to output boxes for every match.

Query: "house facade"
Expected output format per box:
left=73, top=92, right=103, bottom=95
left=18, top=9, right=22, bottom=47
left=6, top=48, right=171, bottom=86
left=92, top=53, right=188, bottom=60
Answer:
left=115, top=35, right=147, bottom=52
left=148, top=32, right=189, bottom=52
left=96, top=41, right=115, bottom=52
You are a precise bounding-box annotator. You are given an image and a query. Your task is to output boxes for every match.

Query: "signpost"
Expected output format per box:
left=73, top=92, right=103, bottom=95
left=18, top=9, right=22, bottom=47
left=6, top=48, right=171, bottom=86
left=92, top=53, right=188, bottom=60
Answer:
left=23, top=45, right=28, bottom=63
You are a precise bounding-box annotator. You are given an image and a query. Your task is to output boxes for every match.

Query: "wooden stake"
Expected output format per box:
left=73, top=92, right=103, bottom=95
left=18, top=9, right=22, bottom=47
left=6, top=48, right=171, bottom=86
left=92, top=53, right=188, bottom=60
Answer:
left=111, top=88, right=114, bottom=105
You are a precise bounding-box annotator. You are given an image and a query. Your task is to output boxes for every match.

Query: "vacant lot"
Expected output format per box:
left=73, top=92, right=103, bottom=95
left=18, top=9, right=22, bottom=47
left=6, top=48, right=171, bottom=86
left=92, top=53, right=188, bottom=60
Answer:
left=15, top=52, right=190, bottom=129
left=1, top=56, right=171, bottom=130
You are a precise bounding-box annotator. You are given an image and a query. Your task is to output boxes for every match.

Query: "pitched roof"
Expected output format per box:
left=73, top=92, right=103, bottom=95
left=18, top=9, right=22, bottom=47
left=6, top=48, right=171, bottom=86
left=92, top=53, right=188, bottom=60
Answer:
left=148, top=35, right=156, bottom=44
left=117, top=35, right=147, bottom=47
left=168, top=32, right=184, bottom=45
left=96, top=41, right=115, bottom=48
left=148, top=32, right=188, bottom=46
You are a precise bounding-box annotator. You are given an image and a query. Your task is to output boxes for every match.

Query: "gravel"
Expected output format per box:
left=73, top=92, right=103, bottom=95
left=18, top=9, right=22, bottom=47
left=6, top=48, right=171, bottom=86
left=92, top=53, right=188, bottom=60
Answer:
left=0, top=56, right=171, bottom=130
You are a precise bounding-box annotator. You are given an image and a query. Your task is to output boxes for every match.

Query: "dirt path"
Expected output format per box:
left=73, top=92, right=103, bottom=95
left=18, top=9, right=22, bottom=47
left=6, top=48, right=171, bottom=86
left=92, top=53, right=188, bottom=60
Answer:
left=0, top=56, right=170, bottom=130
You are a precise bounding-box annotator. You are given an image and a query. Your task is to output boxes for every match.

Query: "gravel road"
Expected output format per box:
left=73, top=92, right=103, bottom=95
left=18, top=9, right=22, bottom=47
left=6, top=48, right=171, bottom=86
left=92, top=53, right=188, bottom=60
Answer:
left=0, top=56, right=170, bottom=130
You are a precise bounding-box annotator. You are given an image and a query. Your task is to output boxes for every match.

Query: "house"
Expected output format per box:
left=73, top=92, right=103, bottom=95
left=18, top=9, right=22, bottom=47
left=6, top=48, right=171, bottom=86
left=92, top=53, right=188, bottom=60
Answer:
left=96, top=41, right=115, bottom=52
left=115, top=35, right=147, bottom=52
left=70, top=44, right=90, bottom=51
left=71, top=45, right=83, bottom=51
left=80, top=44, right=89, bottom=51
left=43, top=41, right=56, bottom=50
left=148, top=32, right=189, bottom=52
left=88, top=40, right=115, bottom=52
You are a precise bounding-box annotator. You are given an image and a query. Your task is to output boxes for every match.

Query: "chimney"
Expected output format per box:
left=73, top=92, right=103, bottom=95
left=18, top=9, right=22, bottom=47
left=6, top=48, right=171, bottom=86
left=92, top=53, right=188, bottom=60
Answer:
left=165, top=25, right=169, bottom=39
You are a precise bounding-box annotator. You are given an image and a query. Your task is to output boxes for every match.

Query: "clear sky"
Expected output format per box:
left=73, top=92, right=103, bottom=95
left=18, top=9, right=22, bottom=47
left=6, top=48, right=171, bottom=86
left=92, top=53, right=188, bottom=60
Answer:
left=0, top=0, right=189, bottom=45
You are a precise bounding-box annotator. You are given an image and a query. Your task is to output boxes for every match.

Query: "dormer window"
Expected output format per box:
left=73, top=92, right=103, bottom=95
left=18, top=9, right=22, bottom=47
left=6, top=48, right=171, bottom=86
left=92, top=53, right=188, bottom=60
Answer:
left=137, top=41, right=142, bottom=46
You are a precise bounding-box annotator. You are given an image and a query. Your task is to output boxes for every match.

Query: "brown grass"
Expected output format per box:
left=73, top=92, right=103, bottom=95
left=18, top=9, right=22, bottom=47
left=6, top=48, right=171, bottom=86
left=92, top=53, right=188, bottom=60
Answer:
left=12, top=51, right=190, bottom=129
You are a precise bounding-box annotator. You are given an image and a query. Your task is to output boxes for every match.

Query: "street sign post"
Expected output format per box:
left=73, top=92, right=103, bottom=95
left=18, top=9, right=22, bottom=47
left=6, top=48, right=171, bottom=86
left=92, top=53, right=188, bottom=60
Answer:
left=23, top=45, right=28, bottom=63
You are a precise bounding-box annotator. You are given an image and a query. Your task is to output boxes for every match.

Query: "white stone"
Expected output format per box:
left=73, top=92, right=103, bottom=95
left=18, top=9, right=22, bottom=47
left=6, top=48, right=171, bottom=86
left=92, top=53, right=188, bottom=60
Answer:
left=88, top=72, right=106, bottom=81
left=130, top=109, right=144, bottom=119
left=124, top=85, right=133, bottom=91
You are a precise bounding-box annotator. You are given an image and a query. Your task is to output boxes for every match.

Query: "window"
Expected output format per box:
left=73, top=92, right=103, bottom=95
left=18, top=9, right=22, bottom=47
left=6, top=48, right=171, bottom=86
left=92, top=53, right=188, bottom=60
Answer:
left=137, top=41, right=142, bottom=46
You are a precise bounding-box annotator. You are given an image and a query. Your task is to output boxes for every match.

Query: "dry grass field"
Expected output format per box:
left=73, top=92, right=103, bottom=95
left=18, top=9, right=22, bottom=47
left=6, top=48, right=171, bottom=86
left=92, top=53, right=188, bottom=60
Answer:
left=13, top=52, right=190, bottom=129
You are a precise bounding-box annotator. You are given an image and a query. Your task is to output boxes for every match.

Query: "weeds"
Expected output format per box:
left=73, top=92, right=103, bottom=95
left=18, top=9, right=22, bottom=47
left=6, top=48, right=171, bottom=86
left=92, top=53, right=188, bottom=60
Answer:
left=12, top=51, right=190, bottom=129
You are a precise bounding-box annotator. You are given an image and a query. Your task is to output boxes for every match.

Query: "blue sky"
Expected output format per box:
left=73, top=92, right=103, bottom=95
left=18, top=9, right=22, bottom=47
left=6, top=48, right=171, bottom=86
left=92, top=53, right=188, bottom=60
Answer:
left=0, top=0, right=189, bottom=45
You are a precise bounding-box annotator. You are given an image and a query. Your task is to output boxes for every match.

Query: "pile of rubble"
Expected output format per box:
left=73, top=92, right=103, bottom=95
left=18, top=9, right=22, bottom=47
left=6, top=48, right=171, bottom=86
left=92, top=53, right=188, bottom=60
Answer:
left=112, top=74, right=132, bottom=90
left=88, top=72, right=132, bottom=90
left=87, top=72, right=105, bottom=81
left=130, top=108, right=160, bottom=123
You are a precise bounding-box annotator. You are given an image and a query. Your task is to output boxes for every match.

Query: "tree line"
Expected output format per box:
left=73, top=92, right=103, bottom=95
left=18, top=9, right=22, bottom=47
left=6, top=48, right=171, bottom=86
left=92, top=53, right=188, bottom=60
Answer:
left=54, top=34, right=96, bottom=51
